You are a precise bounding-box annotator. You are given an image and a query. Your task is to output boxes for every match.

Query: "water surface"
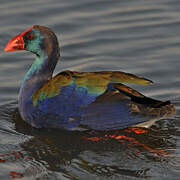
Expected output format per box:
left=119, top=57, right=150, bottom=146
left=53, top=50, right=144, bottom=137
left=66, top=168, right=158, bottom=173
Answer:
left=0, top=0, right=180, bottom=179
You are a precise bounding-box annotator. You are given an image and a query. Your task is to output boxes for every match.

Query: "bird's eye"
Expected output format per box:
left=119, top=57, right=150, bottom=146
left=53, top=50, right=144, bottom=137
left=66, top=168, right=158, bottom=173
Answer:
left=27, top=34, right=34, bottom=40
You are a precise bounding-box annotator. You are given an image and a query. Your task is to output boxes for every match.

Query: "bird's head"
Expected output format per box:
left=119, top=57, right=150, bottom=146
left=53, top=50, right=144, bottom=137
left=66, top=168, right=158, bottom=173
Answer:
left=4, top=25, right=59, bottom=57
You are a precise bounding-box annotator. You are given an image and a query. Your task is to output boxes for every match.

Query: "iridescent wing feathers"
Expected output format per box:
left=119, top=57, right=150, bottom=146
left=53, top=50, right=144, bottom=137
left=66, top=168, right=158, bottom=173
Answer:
left=32, top=70, right=153, bottom=106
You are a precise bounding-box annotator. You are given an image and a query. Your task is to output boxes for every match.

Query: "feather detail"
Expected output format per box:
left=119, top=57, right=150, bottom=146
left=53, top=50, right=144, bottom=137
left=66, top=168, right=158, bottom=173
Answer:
left=32, top=71, right=72, bottom=106
left=32, top=71, right=153, bottom=106
left=113, top=83, right=170, bottom=108
left=72, top=71, right=153, bottom=85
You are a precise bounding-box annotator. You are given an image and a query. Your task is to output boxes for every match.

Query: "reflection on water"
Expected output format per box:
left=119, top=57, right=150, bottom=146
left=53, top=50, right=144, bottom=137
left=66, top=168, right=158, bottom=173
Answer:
left=1, top=0, right=180, bottom=179
left=0, top=100, right=178, bottom=179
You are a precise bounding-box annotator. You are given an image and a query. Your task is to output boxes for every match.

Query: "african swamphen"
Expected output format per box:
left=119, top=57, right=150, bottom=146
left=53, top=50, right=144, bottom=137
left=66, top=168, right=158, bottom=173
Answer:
left=4, top=25, right=175, bottom=130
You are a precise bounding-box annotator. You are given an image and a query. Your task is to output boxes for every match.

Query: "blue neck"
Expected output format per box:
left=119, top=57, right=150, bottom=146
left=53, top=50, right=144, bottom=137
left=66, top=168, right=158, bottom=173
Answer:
left=22, top=53, right=49, bottom=84
left=19, top=46, right=59, bottom=104
left=19, top=55, right=51, bottom=104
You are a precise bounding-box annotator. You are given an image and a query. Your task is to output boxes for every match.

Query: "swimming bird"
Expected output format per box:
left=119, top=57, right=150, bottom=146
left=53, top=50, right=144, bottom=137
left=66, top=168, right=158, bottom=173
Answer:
left=4, top=25, right=175, bottom=130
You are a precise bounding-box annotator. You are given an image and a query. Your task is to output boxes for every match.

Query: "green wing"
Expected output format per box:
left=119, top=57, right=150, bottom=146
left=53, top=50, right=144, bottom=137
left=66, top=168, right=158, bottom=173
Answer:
left=32, top=70, right=153, bottom=106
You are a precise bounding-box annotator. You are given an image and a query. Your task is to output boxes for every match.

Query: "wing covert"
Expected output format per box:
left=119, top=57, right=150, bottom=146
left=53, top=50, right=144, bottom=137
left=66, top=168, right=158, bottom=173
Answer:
left=32, top=70, right=153, bottom=106
left=32, top=71, right=73, bottom=106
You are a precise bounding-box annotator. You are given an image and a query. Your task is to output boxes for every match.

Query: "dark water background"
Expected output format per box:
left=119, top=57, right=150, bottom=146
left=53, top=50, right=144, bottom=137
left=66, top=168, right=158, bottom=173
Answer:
left=0, top=0, right=180, bottom=179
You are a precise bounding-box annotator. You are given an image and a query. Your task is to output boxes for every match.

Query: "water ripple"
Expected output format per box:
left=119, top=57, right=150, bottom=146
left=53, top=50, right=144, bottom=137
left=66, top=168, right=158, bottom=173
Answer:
left=0, top=0, right=180, bottom=179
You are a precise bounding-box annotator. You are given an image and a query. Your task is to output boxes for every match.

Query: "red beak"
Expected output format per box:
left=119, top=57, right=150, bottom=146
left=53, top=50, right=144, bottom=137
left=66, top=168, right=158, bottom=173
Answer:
left=4, top=33, right=25, bottom=51
left=4, top=26, right=34, bottom=52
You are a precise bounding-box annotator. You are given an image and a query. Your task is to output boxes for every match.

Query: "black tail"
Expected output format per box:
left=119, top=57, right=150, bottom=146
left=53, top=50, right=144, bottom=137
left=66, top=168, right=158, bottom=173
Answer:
left=112, top=83, right=171, bottom=108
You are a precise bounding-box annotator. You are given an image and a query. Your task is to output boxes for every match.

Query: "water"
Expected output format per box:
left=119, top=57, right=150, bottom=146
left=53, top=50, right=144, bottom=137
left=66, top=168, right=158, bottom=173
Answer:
left=0, top=0, right=180, bottom=179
